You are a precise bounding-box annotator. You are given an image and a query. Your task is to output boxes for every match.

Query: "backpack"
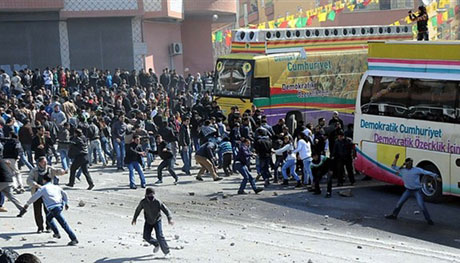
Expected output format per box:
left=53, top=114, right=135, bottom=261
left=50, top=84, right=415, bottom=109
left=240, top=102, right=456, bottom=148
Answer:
left=0, top=248, right=19, bottom=263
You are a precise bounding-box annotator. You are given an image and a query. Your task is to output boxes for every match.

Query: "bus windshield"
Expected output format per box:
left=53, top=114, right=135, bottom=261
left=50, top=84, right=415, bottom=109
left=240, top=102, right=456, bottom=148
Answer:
left=214, top=59, right=253, bottom=98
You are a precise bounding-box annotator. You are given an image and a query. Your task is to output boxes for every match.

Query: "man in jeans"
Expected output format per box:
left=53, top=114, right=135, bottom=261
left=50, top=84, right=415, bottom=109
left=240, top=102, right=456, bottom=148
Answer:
left=112, top=114, right=127, bottom=171
left=125, top=135, right=146, bottom=189
left=27, top=156, right=66, bottom=232
left=235, top=138, right=263, bottom=195
left=385, top=154, right=438, bottom=225
left=132, top=187, right=174, bottom=256
left=57, top=123, right=71, bottom=171
left=178, top=117, right=192, bottom=175
left=23, top=174, right=79, bottom=246
left=88, top=118, right=106, bottom=166
left=155, top=135, right=178, bottom=184
left=195, top=140, right=223, bottom=182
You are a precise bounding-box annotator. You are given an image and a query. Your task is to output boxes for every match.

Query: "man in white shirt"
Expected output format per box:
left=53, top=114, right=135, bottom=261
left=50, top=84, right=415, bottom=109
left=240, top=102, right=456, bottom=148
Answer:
left=23, top=175, right=79, bottom=246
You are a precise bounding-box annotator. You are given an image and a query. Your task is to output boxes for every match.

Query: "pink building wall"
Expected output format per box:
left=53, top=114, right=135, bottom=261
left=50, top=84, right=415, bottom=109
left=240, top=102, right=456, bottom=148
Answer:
left=143, top=21, right=184, bottom=74
left=181, top=17, right=214, bottom=75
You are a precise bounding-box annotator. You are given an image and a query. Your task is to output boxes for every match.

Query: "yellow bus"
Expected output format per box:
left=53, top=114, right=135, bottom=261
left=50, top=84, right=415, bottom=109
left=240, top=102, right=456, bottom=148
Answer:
left=214, top=25, right=412, bottom=130
left=353, top=41, right=460, bottom=201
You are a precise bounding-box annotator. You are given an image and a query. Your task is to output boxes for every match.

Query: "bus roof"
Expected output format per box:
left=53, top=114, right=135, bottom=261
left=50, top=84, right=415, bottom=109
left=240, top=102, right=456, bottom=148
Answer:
left=368, top=41, right=460, bottom=75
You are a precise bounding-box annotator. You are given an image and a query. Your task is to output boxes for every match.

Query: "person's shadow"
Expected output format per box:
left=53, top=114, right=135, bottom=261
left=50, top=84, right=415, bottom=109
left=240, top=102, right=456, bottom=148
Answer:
left=95, top=255, right=170, bottom=262
left=0, top=231, right=36, bottom=241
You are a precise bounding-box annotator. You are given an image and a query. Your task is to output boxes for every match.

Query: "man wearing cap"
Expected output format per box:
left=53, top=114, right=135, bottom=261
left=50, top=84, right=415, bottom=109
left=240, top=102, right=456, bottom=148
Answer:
left=328, top=111, right=344, bottom=129
left=385, top=154, right=438, bottom=225
left=132, top=187, right=174, bottom=256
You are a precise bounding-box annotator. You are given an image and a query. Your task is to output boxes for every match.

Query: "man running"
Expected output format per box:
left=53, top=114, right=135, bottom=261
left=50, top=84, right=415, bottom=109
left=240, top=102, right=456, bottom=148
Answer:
left=385, top=154, right=438, bottom=225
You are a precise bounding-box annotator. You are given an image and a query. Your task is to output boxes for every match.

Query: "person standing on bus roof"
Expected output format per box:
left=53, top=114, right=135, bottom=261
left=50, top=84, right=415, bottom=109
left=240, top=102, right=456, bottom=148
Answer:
left=385, top=154, right=438, bottom=225
left=409, top=6, right=428, bottom=41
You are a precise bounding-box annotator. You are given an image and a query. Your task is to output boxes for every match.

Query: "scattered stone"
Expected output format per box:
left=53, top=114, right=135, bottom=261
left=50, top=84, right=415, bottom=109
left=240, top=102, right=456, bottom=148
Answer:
left=273, top=192, right=278, bottom=196
left=324, top=215, right=329, bottom=219
left=357, top=245, right=362, bottom=249
left=242, top=225, right=247, bottom=230
left=174, top=234, right=180, bottom=240
left=223, top=202, right=229, bottom=205
left=222, top=194, right=230, bottom=199
left=308, top=260, right=313, bottom=263
left=338, top=189, right=353, bottom=197
left=323, top=227, right=329, bottom=231
left=91, top=204, right=97, bottom=208
left=281, top=226, right=286, bottom=229
left=189, top=192, right=195, bottom=196
left=414, top=211, right=420, bottom=215
left=110, top=202, right=115, bottom=205
left=230, top=242, right=235, bottom=246
left=220, top=235, right=226, bottom=240
left=77, top=222, right=82, bottom=225
left=78, top=200, right=86, bottom=207
left=119, top=203, right=123, bottom=206
left=210, top=197, right=218, bottom=201
left=20, top=237, right=27, bottom=241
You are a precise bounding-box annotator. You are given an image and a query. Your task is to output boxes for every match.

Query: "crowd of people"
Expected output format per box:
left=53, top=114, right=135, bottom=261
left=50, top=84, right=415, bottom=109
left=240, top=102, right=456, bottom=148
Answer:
left=0, top=65, right=357, bottom=254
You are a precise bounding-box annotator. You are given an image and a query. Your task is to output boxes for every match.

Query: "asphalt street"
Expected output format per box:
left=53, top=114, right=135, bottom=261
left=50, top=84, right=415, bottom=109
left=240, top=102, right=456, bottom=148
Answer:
left=1, top=157, right=460, bottom=262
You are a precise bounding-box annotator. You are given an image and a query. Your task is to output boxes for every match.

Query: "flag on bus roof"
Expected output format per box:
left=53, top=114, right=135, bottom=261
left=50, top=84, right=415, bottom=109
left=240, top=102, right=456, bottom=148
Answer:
left=327, top=10, right=336, bottom=21
left=318, top=11, right=327, bottom=22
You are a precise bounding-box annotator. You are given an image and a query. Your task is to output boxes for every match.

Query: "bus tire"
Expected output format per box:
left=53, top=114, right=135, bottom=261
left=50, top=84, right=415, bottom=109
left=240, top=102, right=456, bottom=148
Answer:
left=419, top=163, right=443, bottom=203
left=286, top=113, right=297, bottom=135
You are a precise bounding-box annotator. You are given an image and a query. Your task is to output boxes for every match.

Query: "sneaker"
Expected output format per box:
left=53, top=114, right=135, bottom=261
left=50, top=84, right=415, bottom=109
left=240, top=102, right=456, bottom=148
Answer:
left=67, top=239, right=79, bottom=246
left=427, top=220, right=434, bottom=225
left=153, top=245, right=160, bottom=253
left=141, top=184, right=146, bottom=188
left=36, top=227, right=44, bottom=233
left=164, top=252, right=171, bottom=258
left=325, top=192, right=331, bottom=198
left=195, top=176, right=203, bottom=181
left=53, top=233, right=61, bottom=239
left=17, top=208, right=27, bottom=217
left=0, top=207, right=7, bottom=213
left=87, top=184, right=95, bottom=190
left=281, top=179, right=289, bottom=186
left=384, top=214, right=397, bottom=220
left=214, top=177, right=223, bottom=182
left=130, top=185, right=138, bottom=189
left=295, top=181, right=302, bottom=188
left=174, top=179, right=178, bottom=185
left=254, top=188, right=264, bottom=194
left=237, top=190, right=247, bottom=195
left=65, top=184, right=74, bottom=188
left=155, top=180, right=163, bottom=184
left=264, top=179, right=270, bottom=187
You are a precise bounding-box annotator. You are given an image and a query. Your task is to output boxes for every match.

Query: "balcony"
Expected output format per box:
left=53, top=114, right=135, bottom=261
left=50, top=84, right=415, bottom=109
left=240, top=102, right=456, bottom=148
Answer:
left=184, top=0, right=237, bottom=16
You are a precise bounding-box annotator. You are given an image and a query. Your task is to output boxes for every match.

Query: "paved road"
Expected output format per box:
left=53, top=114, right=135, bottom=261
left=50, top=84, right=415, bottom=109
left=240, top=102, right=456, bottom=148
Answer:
left=1, top=158, right=459, bottom=262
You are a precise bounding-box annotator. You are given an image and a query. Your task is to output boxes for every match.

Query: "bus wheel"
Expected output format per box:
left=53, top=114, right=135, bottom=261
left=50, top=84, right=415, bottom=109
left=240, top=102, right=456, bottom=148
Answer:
left=420, top=164, right=443, bottom=202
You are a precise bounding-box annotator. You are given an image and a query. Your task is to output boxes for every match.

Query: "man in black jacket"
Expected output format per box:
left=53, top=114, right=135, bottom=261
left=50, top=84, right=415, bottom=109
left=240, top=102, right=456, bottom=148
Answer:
left=155, top=135, right=178, bottom=185
left=65, top=129, right=95, bottom=190
left=31, top=126, right=53, bottom=165
left=0, top=159, right=26, bottom=215
left=178, top=117, right=191, bottom=175
left=1, top=133, right=25, bottom=193
left=125, top=135, right=146, bottom=189
left=332, top=130, right=355, bottom=187
left=254, top=129, right=272, bottom=187
left=158, top=121, right=178, bottom=162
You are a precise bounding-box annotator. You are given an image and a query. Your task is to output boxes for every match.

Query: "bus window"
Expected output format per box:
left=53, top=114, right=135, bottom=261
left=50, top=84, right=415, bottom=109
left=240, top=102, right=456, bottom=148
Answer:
left=252, top=77, right=270, bottom=98
left=360, top=76, right=409, bottom=117
left=215, top=59, right=254, bottom=98
left=407, top=80, right=459, bottom=123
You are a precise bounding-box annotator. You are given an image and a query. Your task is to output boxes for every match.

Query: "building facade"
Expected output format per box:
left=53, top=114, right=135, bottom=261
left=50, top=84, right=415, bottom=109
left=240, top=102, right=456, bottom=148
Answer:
left=0, top=0, right=237, bottom=75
